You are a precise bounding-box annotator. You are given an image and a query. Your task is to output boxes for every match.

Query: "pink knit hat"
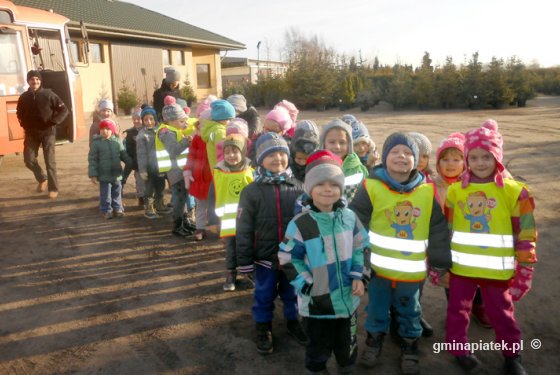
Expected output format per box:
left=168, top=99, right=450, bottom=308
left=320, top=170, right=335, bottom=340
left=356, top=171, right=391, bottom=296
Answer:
left=463, top=125, right=505, bottom=187
left=226, top=118, right=249, bottom=138
left=195, top=95, right=217, bottom=118
left=436, top=132, right=465, bottom=161
left=265, top=107, right=291, bottom=134
left=274, top=100, right=299, bottom=129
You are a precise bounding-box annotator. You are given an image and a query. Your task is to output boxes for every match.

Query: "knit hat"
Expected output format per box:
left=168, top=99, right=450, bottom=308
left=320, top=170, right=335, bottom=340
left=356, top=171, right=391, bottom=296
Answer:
left=274, top=100, right=299, bottom=128
left=303, top=150, right=345, bottom=195
left=227, top=94, right=248, bottom=113
left=176, top=98, right=191, bottom=116
left=226, top=118, right=249, bottom=138
left=98, top=99, right=114, bottom=112
left=408, top=132, right=432, bottom=156
left=195, top=95, right=217, bottom=117
left=436, top=132, right=465, bottom=161
left=341, top=114, right=357, bottom=125
left=131, top=107, right=142, bottom=119
left=320, top=119, right=354, bottom=154
left=265, top=107, right=292, bottom=134
left=463, top=125, right=505, bottom=187
left=99, top=119, right=117, bottom=134
left=140, top=106, right=157, bottom=121
left=222, top=134, right=247, bottom=157
left=381, top=132, right=419, bottom=169
left=255, top=132, right=290, bottom=166
left=164, top=67, right=180, bottom=84
left=26, top=70, right=42, bottom=81
left=350, top=121, right=370, bottom=143
left=291, top=120, right=320, bottom=155
left=162, top=96, right=187, bottom=122
left=211, top=99, right=236, bottom=121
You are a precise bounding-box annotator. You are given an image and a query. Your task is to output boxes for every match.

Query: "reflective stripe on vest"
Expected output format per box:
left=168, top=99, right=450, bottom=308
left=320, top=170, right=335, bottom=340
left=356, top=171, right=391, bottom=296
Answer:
left=452, top=231, right=514, bottom=248
left=450, top=250, right=515, bottom=271
left=155, top=124, right=188, bottom=173
left=344, top=173, right=364, bottom=187
left=215, top=203, right=238, bottom=218
left=370, top=253, right=427, bottom=273
left=369, top=231, right=427, bottom=253
left=214, top=168, right=254, bottom=237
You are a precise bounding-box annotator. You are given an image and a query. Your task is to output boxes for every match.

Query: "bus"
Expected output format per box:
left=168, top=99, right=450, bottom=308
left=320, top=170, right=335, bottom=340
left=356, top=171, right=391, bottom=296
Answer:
left=0, top=0, right=86, bottom=165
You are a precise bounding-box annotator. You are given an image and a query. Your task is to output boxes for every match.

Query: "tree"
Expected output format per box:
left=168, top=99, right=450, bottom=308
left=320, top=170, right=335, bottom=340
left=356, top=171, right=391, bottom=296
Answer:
left=180, top=76, right=197, bottom=106
left=413, top=52, right=436, bottom=109
left=506, top=56, right=535, bottom=107
left=116, top=80, right=139, bottom=115
left=461, top=52, right=485, bottom=109
left=434, top=57, right=461, bottom=108
left=484, top=57, right=513, bottom=109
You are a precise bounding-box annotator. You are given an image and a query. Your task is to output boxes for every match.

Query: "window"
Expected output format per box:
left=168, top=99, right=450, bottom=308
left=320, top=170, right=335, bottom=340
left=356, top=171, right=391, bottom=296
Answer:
left=178, top=51, right=185, bottom=65
left=69, top=41, right=85, bottom=63
left=163, top=49, right=171, bottom=65
left=196, top=64, right=210, bottom=88
left=0, top=31, right=27, bottom=96
left=90, top=43, right=104, bottom=63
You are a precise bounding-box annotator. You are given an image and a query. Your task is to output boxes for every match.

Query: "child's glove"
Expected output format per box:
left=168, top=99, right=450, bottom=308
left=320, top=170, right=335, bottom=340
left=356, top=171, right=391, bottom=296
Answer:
left=509, top=264, right=533, bottom=301
left=183, top=170, right=194, bottom=189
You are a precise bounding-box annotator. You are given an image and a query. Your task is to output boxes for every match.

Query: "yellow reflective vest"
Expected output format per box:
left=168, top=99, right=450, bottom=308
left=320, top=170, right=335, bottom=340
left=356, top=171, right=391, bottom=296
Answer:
left=365, top=179, right=434, bottom=282
left=448, top=180, right=524, bottom=280
left=155, top=124, right=188, bottom=173
left=214, top=167, right=254, bottom=237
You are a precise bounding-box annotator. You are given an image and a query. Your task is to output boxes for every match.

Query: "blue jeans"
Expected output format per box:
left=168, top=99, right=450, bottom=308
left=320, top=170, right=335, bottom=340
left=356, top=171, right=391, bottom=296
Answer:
left=99, top=181, right=123, bottom=213
left=364, top=276, right=422, bottom=338
left=252, top=264, right=298, bottom=323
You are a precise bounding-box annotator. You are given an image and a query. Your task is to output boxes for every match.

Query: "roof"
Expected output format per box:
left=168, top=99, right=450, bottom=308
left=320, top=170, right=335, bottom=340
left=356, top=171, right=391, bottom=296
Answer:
left=11, top=0, right=245, bottom=50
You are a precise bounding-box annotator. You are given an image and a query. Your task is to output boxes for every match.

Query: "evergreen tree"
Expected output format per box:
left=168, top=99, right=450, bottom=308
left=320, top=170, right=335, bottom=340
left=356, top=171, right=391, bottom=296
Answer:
left=484, top=57, right=513, bottom=108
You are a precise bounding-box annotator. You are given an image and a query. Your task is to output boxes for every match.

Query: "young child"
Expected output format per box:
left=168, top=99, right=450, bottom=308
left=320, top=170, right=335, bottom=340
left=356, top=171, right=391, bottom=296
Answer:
left=274, top=99, right=299, bottom=138
left=320, top=119, right=369, bottom=202
left=213, top=134, right=254, bottom=291
left=289, top=120, right=320, bottom=182
left=89, top=99, right=119, bottom=147
left=156, top=96, right=192, bottom=236
left=350, top=119, right=379, bottom=170
left=88, top=119, right=132, bottom=219
left=215, top=118, right=249, bottom=162
left=122, top=107, right=144, bottom=205
left=279, top=150, right=369, bottom=375
left=409, top=132, right=434, bottom=181
left=136, top=106, right=169, bottom=219
left=349, top=132, right=451, bottom=374
left=236, top=132, right=308, bottom=354
left=227, top=94, right=261, bottom=139
left=248, top=107, right=292, bottom=167
left=445, top=125, right=537, bottom=374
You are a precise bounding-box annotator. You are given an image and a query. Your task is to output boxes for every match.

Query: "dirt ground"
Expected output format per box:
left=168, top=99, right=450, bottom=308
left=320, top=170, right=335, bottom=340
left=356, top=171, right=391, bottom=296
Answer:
left=0, top=97, right=559, bottom=375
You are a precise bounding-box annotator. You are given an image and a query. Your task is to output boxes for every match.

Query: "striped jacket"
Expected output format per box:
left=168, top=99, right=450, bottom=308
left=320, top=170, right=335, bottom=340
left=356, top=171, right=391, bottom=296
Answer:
left=279, top=204, right=368, bottom=318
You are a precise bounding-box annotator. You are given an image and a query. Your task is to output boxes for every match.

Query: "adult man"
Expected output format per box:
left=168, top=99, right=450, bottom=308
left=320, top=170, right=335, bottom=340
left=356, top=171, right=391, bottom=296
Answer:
left=16, top=70, right=69, bottom=199
left=153, top=67, right=181, bottom=121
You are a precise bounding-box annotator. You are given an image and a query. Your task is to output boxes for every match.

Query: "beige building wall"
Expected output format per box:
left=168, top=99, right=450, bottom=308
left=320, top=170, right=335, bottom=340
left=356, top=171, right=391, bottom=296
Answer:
left=76, top=42, right=113, bottom=117
left=192, top=48, right=222, bottom=100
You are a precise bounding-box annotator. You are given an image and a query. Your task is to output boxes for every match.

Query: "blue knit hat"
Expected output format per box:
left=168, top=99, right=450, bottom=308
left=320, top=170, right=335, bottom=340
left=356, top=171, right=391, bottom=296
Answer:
left=256, top=132, right=290, bottom=166
left=140, top=106, right=158, bottom=122
left=211, top=99, right=236, bottom=121
left=382, top=132, right=419, bottom=169
left=350, top=120, right=370, bottom=142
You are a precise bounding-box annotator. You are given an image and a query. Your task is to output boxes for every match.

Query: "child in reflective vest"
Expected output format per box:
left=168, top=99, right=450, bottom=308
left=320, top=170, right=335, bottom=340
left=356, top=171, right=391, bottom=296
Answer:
left=279, top=150, right=368, bottom=374
left=214, top=134, right=254, bottom=291
left=444, top=123, right=537, bottom=374
left=349, top=132, right=451, bottom=374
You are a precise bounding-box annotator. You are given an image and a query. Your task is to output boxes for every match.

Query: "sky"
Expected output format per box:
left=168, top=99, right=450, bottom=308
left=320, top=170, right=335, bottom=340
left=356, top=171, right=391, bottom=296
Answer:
left=126, top=0, right=559, bottom=68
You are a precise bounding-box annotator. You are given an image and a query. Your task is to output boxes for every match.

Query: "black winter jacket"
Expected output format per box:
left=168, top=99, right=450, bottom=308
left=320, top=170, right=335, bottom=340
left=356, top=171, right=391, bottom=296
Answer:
left=152, top=80, right=181, bottom=120
left=123, top=127, right=139, bottom=170
left=17, top=87, right=69, bottom=132
left=236, top=176, right=304, bottom=269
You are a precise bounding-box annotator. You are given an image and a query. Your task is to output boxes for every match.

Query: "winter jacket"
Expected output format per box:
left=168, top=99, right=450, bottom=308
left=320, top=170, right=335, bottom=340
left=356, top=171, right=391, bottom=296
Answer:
left=157, top=124, right=190, bottom=185
left=123, top=127, right=140, bottom=170
left=153, top=80, right=181, bottom=120
left=200, top=119, right=226, bottom=170
left=185, top=133, right=212, bottom=200
left=17, top=87, right=69, bottom=132
left=279, top=204, right=369, bottom=318
left=89, top=115, right=120, bottom=147
left=236, top=176, right=304, bottom=270
left=238, top=105, right=261, bottom=138
left=342, top=152, right=369, bottom=202
left=349, top=165, right=452, bottom=272
left=88, top=135, right=132, bottom=182
left=136, top=126, right=159, bottom=175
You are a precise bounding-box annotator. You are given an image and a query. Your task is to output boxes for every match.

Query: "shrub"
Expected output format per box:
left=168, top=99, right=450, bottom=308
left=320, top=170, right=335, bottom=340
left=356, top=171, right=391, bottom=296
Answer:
left=117, top=81, right=139, bottom=115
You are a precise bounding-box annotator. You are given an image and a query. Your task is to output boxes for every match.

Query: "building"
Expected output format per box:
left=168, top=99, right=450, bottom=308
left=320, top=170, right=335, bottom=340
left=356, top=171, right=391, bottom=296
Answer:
left=12, top=0, right=245, bottom=115
left=221, top=57, right=288, bottom=87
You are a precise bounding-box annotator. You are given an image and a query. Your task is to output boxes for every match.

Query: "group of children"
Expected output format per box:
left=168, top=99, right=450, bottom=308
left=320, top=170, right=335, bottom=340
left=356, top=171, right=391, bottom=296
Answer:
left=86, top=94, right=536, bottom=375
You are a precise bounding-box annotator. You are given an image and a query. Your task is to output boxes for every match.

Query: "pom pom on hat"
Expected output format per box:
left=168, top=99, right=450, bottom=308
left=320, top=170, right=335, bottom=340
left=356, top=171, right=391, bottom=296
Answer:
left=408, top=132, right=432, bottom=156
left=162, top=95, right=187, bottom=122
left=303, top=150, right=345, bottom=195
left=196, top=95, right=217, bottom=117
left=98, top=99, right=114, bottom=112
left=99, top=119, right=117, bottom=134
left=381, top=132, right=419, bottom=169
left=227, top=118, right=249, bottom=138
left=211, top=99, right=236, bottom=121
left=265, top=107, right=292, bottom=134
left=255, top=132, right=290, bottom=166
left=176, top=98, right=191, bottom=116
left=227, top=94, right=248, bottom=113
left=481, top=118, right=499, bottom=132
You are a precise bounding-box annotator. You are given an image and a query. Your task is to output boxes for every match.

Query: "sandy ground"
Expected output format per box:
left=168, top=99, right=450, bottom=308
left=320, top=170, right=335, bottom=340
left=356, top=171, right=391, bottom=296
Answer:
left=0, top=97, right=559, bottom=375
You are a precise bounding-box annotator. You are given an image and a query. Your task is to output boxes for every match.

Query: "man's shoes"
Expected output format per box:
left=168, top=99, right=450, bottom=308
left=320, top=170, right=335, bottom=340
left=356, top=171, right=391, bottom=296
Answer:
left=420, top=316, right=434, bottom=337
left=103, top=211, right=113, bottom=219
left=256, top=323, right=273, bottom=354
left=287, top=319, right=309, bottom=345
left=48, top=191, right=58, bottom=199
left=37, top=180, right=48, bottom=192
left=223, top=271, right=237, bottom=291
left=455, top=354, right=483, bottom=374
left=114, top=210, right=124, bottom=218
left=472, top=303, right=492, bottom=329
left=504, top=355, right=527, bottom=375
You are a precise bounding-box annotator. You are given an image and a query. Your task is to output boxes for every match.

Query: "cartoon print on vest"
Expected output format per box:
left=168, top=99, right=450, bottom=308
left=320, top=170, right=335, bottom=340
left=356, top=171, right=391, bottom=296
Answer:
left=228, top=178, right=244, bottom=197
left=385, top=200, right=421, bottom=256
left=457, top=191, right=495, bottom=234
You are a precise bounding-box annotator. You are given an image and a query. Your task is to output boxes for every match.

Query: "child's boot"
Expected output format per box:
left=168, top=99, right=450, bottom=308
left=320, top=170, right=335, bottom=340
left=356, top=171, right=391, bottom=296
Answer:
left=455, top=354, right=483, bottom=374
left=172, top=218, right=192, bottom=237
left=183, top=209, right=197, bottom=231
left=155, top=197, right=172, bottom=215
left=256, top=322, right=273, bottom=354
left=400, top=337, right=420, bottom=375
left=223, top=270, right=237, bottom=291
left=504, top=355, right=527, bottom=375
left=287, top=319, right=309, bottom=345
left=143, top=198, right=159, bottom=219
left=360, top=332, right=384, bottom=367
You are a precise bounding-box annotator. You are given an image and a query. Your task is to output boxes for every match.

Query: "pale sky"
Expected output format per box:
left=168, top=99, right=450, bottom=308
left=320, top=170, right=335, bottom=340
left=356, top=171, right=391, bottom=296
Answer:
left=126, top=0, right=559, bottom=68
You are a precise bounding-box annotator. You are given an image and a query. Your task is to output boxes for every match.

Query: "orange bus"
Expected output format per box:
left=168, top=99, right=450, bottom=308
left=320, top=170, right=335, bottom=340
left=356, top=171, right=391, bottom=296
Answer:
left=0, top=0, right=86, bottom=165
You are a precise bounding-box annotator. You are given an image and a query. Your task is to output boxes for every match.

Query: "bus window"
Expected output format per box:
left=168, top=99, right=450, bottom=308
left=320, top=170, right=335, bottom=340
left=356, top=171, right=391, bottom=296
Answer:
left=28, top=28, right=65, bottom=72
left=0, top=29, right=27, bottom=96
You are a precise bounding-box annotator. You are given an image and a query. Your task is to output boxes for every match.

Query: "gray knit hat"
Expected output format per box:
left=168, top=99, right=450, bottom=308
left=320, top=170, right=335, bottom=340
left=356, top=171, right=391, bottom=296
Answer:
left=381, top=132, right=419, bottom=169
left=408, top=132, right=432, bottom=156
left=227, top=94, right=248, bottom=113
left=162, top=96, right=187, bottom=122
left=164, top=67, right=180, bottom=84
left=291, top=120, right=320, bottom=155
left=303, top=150, right=345, bottom=195
left=255, top=132, right=289, bottom=166
left=320, top=119, right=354, bottom=154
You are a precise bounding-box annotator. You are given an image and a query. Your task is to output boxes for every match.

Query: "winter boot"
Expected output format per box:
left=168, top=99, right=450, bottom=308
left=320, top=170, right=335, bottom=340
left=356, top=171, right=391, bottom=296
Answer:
left=504, top=355, right=527, bottom=375
left=172, top=218, right=193, bottom=237
left=455, top=354, right=483, bottom=374
left=287, top=319, right=309, bottom=345
left=256, top=322, right=273, bottom=354
left=183, top=209, right=197, bottom=231
left=143, top=198, right=160, bottom=219
left=155, top=197, right=172, bottom=215
left=360, top=332, right=384, bottom=368
left=223, top=270, right=237, bottom=291
left=400, top=337, right=420, bottom=375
